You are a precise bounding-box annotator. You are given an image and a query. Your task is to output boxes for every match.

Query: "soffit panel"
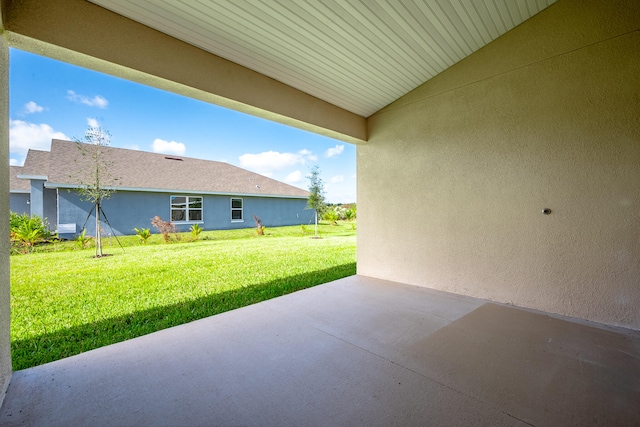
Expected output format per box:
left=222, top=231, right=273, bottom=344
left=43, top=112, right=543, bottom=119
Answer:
left=88, top=0, right=556, bottom=117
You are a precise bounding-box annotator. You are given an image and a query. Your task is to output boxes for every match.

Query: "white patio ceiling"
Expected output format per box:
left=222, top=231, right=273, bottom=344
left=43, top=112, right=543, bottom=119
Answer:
left=88, top=0, right=556, bottom=117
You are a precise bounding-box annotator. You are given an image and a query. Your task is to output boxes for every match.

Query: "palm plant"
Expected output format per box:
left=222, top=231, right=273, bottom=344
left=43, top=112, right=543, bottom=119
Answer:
left=323, top=209, right=339, bottom=225
left=134, top=227, right=152, bottom=244
left=190, top=224, right=203, bottom=241
left=345, top=207, right=356, bottom=221
left=75, top=229, right=92, bottom=249
left=13, top=217, right=50, bottom=250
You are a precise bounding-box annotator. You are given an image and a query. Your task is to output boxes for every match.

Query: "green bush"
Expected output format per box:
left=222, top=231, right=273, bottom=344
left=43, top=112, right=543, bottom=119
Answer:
left=10, top=211, right=30, bottom=232
left=321, top=204, right=357, bottom=224
left=75, top=229, right=93, bottom=250
left=322, top=209, right=339, bottom=225
left=190, top=224, right=203, bottom=241
left=345, top=207, right=356, bottom=221
left=134, top=227, right=152, bottom=244
left=10, top=212, right=52, bottom=252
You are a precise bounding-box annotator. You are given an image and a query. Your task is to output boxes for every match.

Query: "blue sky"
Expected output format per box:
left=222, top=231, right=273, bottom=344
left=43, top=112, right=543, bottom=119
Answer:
left=8, top=49, right=356, bottom=203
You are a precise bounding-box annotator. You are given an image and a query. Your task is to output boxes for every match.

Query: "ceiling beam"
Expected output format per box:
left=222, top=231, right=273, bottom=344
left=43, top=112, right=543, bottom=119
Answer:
left=1, top=0, right=367, bottom=144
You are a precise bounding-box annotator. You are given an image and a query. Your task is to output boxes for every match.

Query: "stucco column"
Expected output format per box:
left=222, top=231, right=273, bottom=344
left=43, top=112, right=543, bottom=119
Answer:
left=0, top=28, right=13, bottom=403
left=29, top=180, right=44, bottom=218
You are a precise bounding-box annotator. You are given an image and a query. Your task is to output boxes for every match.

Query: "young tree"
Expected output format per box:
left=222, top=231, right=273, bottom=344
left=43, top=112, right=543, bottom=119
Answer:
left=306, top=165, right=326, bottom=237
left=74, top=125, right=117, bottom=257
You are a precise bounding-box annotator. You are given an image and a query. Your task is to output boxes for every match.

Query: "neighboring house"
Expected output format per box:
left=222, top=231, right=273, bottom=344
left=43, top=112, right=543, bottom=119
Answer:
left=9, top=165, right=30, bottom=215
left=14, top=139, right=313, bottom=238
left=12, top=149, right=58, bottom=224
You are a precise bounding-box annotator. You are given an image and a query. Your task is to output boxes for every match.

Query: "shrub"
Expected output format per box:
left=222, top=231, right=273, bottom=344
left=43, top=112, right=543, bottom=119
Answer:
left=345, top=207, right=356, bottom=221
left=322, top=209, right=339, bottom=225
left=190, top=224, right=203, bottom=241
left=10, top=211, right=30, bottom=232
left=75, top=229, right=92, bottom=249
left=151, top=216, right=176, bottom=243
left=253, top=215, right=265, bottom=236
left=134, top=227, right=152, bottom=244
left=10, top=213, right=52, bottom=251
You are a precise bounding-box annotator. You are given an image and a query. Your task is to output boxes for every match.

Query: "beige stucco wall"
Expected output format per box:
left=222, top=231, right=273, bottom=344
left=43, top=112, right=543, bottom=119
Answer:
left=359, top=0, right=640, bottom=329
left=0, top=20, right=13, bottom=401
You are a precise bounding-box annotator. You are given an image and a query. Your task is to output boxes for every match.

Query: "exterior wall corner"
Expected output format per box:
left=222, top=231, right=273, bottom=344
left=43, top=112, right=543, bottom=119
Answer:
left=0, top=25, right=13, bottom=406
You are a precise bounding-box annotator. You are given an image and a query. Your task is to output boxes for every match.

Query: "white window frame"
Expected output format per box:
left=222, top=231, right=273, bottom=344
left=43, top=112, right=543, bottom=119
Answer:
left=170, top=195, right=204, bottom=223
left=230, top=197, right=243, bottom=222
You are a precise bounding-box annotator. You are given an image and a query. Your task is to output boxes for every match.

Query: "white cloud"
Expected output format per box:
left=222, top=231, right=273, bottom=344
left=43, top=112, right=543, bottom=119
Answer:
left=67, top=90, right=109, bottom=108
left=298, top=149, right=318, bottom=161
left=331, top=175, right=344, bottom=183
left=9, top=120, right=69, bottom=156
left=87, top=118, right=99, bottom=128
left=285, top=170, right=304, bottom=184
left=9, top=158, right=20, bottom=166
left=239, top=149, right=316, bottom=174
left=23, top=101, right=44, bottom=114
left=325, top=144, right=344, bottom=158
left=152, top=138, right=186, bottom=155
left=240, top=151, right=300, bottom=173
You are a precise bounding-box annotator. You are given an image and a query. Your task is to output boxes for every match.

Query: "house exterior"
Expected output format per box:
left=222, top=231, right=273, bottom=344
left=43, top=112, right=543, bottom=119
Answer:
left=9, top=166, right=29, bottom=215
left=14, top=139, right=313, bottom=238
left=10, top=149, right=58, bottom=223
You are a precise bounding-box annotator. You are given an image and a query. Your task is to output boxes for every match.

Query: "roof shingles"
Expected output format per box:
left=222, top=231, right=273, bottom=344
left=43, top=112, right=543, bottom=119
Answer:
left=20, top=149, right=51, bottom=177
left=46, top=139, right=309, bottom=198
left=9, top=166, right=30, bottom=192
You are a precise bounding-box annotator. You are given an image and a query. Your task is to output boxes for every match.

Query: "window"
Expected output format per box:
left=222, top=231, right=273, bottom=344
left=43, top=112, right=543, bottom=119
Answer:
left=231, top=198, right=243, bottom=221
left=171, top=196, right=203, bottom=222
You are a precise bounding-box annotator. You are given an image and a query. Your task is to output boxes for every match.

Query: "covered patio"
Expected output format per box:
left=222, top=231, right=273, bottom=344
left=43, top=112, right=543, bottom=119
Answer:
left=1, top=0, right=639, bottom=424
left=1, top=276, right=638, bottom=426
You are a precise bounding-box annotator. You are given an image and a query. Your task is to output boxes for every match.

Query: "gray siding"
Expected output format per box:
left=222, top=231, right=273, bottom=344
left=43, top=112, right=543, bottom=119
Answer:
left=9, top=193, right=29, bottom=215
left=43, top=188, right=57, bottom=230
left=57, top=190, right=314, bottom=238
left=206, top=195, right=314, bottom=230
left=58, top=191, right=165, bottom=238
left=255, top=197, right=316, bottom=226
left=29, top=179, right=45, bottom=218
left=25, top=180, right=57, bottom=230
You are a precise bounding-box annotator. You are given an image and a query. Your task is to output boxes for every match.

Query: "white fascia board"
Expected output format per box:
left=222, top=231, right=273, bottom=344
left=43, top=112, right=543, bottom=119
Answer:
left=17, top=174, right=48, bottom=180
left=45, top=183, right=308, bottom=199
left=10, top=190, right=30, bottom=194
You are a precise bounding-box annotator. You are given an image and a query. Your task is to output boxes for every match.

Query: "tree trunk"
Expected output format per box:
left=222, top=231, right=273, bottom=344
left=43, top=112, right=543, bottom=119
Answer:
left=95, top=202, right=102, bottom=257
left=314, top=210, right=318, bottom=237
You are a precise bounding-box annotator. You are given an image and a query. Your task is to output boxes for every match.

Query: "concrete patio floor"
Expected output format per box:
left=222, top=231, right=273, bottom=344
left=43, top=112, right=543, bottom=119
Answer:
left=1, top=275, right=639, bottom=426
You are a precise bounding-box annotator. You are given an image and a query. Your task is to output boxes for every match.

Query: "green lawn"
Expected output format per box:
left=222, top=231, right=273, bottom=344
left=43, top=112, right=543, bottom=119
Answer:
left=10, top=222, right=356, bottom=370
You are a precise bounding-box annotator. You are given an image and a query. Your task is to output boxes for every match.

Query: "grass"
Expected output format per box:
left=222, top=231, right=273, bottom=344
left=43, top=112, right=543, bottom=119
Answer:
left=10, top=222, right=356, bottom=370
